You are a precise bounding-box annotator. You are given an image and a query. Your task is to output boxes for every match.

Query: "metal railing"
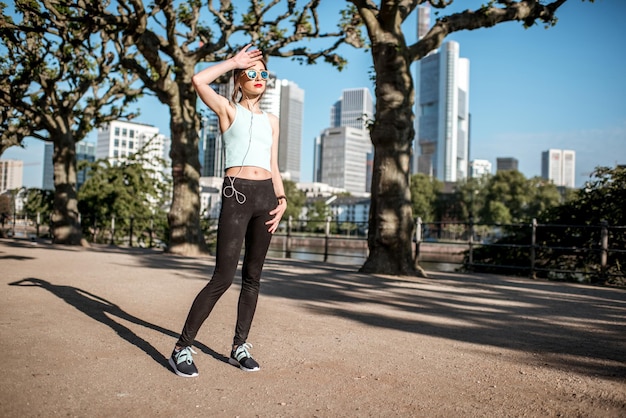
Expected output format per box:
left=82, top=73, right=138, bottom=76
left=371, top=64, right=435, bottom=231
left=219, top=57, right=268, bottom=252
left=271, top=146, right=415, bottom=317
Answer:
left=415, top=217, right=624, bottom=283
left=7, top=212, right=624, bottom=283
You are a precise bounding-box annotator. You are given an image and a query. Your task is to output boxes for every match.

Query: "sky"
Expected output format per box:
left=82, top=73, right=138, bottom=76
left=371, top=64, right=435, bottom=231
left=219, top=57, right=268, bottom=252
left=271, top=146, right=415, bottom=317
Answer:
left=4, top=0, right=625, bottom=189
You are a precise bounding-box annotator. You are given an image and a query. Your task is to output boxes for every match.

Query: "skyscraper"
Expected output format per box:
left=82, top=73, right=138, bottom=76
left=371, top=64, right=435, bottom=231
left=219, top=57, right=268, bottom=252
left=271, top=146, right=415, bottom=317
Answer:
left=414, top=41, right=470, bottom=182
left=412, top=4, right=430, bottom=174
left=542, top=149, right=576, bottom=188
left=318, top=126, right=371, bottom=194
left=315, top=88, right=374, bottom=194
left=330, top=88, right=374, bottom=130
left=417, top=4, right=430, bottom=40
left=42, top=142, right=96, bottom=191
left=278, top=79, right=304, bottom=181
left=42, top=144, right=54, bottom=191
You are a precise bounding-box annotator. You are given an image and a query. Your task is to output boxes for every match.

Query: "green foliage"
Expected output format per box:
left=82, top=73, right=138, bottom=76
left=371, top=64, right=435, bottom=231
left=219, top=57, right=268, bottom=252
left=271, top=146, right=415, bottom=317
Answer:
left=303, top=199, right=334, bottom=233
left=0, top=2, right=141, bottom=146
left=23, top=188, right=54, bottom=220
left=465, top=171, right=563, bottom=224
left=282, top=179, right=305, bottom=222
left=543, top=166, right=626, bottom=226
left=1, top=1, right=143, bottom=244
left=525, top=177, right=563, bottom=218
left=77, top=141, right=171, bottom=245
left=410, top=173, right=442, bottom=222
left=480, top=170, right=528, bottom=223
left=465, top=166, right=626, bottom=285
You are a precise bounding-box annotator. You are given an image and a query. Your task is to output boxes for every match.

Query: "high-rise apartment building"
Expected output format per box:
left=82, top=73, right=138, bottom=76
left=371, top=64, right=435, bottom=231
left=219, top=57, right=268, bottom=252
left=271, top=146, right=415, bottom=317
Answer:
left=278, top=80, right=304, bottom=181
left=330, top=88, right=374, bottom=130
left=42, top=144, right=54, bottom=191
left=313, top=135, right=323, bottom=184
left=541, top=149, right=576, bottom=188
left=0, top=159, right=23, bottom=193
left=96, top=120, right=171, bottom=176
left=412, top=4, right=429, bottom=174
left=42, top=142, right=96, bottom=190
left=315, top=88, right=374, bottom=194
left=417, top=4, right=430, bottom=40
left=414, top=40, right=470, bottom=182
left=318, top=126, right=371, bottom=194
left=496, top=157, right=519, bottom=172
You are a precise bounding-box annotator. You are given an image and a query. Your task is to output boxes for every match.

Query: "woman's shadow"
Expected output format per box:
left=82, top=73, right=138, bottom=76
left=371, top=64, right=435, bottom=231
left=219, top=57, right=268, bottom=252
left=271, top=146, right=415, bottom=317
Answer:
left=9, top=278, right=228, bottom=371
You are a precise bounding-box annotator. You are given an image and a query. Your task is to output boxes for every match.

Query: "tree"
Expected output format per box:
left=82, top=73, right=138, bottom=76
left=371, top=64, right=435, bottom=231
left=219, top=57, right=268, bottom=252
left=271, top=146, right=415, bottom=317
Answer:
left=283, top=179, right=306, bottom=222
left=23, top=188, right=54, bottom=220
left=409, top=173, right=441, bottom=222
left=84, top=0, right=357, bottom=256
left=0, top=194, right=10, bottom=232
left=480, top=170, right=530, bottom=224
left=0, top=1, right=142, bottom=244
left=304, top=199, right=334, bottom=233
left=77, top=141, right=170, bottom=245
left=348, top=0, right=576, bottom=275
left=467, top=166, right=625, bottom=284
left=525, top=176, right=562, bottom=219
left=452, top=176, right=489, bottom=222
left=543, top=166, right=626, bottom=227
left=478, top=171, right=562, bottom=224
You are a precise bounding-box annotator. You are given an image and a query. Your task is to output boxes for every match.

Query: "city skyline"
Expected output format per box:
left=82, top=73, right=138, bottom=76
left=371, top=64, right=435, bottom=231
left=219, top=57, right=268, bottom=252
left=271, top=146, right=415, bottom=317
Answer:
left=4, top=0, right=625, bottom=189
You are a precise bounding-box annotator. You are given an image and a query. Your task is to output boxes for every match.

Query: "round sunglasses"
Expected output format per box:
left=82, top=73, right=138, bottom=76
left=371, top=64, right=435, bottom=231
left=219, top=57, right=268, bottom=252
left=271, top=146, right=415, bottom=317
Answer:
left=242, top=69, right=269, bottom=80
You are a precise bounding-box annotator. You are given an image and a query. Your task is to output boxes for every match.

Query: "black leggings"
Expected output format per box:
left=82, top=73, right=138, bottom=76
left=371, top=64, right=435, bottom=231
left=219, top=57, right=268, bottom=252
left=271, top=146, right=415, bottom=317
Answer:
left=177, top=178, right=275, bottom=348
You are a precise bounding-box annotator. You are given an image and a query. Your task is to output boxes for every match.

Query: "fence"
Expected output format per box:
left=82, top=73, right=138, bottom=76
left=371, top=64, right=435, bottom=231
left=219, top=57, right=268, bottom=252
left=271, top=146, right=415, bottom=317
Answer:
left=0, top=213, right=49, bottom=239
left=415, top=218, right=624, bottom=283
left=5, top=213, right=624, bottom=283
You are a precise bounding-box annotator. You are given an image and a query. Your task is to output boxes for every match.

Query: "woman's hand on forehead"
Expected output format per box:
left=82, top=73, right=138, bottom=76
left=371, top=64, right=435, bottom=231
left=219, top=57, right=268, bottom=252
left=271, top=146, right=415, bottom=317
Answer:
left=233, top=44, right=263, bottom=69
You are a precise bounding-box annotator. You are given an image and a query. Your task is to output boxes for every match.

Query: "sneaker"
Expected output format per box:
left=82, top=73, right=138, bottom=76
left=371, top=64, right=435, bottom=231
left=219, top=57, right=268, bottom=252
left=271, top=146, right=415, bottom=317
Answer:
left=229, top=342, right=260, bottom=372
left=169, top=346, right=199, bottom=378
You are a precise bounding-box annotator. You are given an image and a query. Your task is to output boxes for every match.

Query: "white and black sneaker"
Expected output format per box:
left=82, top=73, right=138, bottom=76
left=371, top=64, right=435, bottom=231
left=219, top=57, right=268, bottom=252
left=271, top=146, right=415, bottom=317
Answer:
left=169, top=346, right=199, bottom=378
left=229, top=343, right=260, bottom=372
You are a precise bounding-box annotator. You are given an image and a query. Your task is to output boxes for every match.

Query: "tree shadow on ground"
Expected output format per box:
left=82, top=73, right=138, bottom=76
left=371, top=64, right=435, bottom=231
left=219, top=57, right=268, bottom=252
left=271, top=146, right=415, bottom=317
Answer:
left=6, top=240, right=624, bottom=380
left=8, top=278, right=228, bottom=371
left=259, top=258, right=626, bottom=380
left=2, top=239, right=216, bottom=282
left=91, top=244, right=216, bottom=281
left=0, top=253, right=35, bottom=261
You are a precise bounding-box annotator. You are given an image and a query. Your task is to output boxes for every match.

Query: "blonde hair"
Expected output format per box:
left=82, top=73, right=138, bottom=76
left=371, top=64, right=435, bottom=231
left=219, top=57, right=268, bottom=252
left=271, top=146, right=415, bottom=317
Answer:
left=231, top=58, right=268, bottom=103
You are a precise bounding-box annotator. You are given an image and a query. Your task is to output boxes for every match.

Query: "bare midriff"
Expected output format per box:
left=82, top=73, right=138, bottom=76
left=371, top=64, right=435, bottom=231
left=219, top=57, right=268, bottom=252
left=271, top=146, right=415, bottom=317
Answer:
left=225, top=166, right=272, bottom=180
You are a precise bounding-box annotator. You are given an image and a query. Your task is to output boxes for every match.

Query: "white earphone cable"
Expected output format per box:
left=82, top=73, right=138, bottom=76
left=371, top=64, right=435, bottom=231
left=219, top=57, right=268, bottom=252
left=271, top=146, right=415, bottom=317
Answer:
left=223, top=104, right=255, bottom=204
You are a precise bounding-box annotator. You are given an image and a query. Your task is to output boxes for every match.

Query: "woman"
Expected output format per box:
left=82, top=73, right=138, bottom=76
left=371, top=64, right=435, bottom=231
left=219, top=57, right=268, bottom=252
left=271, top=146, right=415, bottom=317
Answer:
left=169, top=44, right=287, bottom=377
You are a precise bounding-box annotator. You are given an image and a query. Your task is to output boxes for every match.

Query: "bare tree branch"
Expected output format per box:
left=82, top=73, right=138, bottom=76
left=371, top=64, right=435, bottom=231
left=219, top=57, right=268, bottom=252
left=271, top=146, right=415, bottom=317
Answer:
left=409, top=0, right=568, bottom=61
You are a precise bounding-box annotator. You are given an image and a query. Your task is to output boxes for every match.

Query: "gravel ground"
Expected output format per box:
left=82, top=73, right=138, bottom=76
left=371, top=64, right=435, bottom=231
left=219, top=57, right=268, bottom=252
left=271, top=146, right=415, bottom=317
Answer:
left=1, top=239, right=625, bottom=417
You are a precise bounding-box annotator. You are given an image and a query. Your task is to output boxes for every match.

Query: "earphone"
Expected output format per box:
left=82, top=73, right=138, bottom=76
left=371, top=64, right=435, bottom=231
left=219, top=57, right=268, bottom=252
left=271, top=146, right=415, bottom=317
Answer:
left=223, top=94, right=256, bottom=204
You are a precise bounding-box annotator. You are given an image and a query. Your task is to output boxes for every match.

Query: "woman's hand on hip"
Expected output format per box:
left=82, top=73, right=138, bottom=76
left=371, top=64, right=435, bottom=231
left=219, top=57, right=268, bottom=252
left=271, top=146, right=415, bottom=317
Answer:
left=266, top=201, right=286, bottom=234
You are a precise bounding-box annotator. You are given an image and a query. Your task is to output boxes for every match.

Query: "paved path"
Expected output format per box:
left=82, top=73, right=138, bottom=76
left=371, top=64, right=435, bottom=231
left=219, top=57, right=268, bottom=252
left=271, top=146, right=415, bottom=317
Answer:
left=1, top=239, right=625, bottom=417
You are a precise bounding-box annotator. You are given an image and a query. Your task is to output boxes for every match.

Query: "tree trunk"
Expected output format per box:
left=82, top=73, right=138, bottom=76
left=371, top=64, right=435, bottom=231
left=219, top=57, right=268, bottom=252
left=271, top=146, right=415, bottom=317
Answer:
left=359, top=38, right=426, bottom=277
left=166, top=91, right=209, bottom=256
left=50, top=134, right=83, bottom=245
